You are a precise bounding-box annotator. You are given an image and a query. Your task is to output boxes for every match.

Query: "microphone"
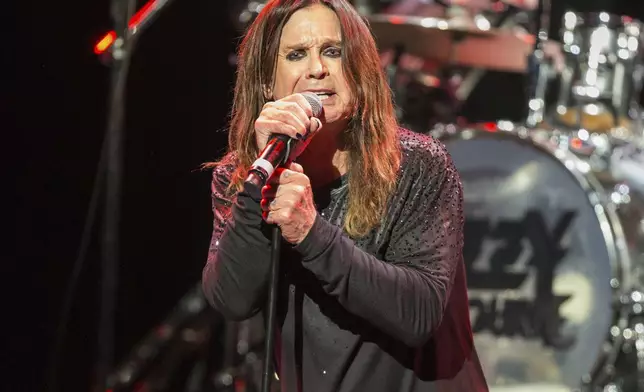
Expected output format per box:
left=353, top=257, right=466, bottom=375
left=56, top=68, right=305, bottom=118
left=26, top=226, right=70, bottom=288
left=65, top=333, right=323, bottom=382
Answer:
left=244, top=92, right=323, bottom=199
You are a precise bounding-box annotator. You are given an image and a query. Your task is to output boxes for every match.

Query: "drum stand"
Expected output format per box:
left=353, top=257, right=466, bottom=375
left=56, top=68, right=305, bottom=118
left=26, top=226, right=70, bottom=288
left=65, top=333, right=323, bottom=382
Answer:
left=534, top=5, right=644, bottom=390
left=454, top=6, right=536, bottom=103
left=580, top=289, right=644, bottom=392
left=618, top=289, right=644, bottom=392
left=524, top=0, right=551, bottom=129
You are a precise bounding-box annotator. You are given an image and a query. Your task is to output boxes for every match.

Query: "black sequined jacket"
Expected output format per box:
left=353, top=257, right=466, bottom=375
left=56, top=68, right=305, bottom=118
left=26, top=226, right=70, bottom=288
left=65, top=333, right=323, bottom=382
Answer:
left=202, top=129, right=488, bottom=391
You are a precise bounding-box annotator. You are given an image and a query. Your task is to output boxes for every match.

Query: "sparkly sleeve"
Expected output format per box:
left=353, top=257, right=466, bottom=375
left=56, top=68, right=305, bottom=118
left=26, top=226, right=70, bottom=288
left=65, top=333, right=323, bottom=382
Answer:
left=294, top=142, right=464, bottom=347
left=201, top=165, right=272, bottom=321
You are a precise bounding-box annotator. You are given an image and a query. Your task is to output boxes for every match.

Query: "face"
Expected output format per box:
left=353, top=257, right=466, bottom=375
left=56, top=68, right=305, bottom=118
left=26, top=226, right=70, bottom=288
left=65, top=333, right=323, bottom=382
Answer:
left=270, top=4, right=352, bottom=126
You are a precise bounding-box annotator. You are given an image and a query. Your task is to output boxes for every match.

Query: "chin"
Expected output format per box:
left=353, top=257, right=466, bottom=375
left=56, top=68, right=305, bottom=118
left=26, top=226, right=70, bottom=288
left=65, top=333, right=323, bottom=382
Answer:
left=321, top=115, right=349, bottom=129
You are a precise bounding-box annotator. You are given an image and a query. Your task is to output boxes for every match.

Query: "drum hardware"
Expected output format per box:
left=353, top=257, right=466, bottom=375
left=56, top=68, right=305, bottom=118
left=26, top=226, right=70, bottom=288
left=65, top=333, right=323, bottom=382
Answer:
left=381, top=38, right=463, bottom=129
left=454, top=8, right=535, bottom=102
left=210, top=313, right=271, bottom=392
left=103, top=284, right=211, bottom=389
left=581, top=290, right=644, bottom=392
left=611, top=144, right=644, bottom=196
left=372, top=3, right=537, bottom=131
left=370, top=0, right=551, bottom=132
left=524, top=0, right=551, bottom=129
left=367, top=13, right=536, bottom=72
left=526, top=11, right=644, bottom=155
left=557, top=13, right=644, bottom=136
left=101, top=283, right=273, bottom=391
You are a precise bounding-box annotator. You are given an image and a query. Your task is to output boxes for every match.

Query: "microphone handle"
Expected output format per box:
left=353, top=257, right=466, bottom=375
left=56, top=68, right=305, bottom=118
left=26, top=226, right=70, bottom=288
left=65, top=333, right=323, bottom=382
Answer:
left=245, top=134, right=297, bottom=200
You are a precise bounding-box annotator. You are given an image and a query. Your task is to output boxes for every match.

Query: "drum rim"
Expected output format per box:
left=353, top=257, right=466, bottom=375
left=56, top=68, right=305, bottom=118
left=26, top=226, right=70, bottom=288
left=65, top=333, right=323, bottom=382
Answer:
left=433, top=126, right=634, bottom=386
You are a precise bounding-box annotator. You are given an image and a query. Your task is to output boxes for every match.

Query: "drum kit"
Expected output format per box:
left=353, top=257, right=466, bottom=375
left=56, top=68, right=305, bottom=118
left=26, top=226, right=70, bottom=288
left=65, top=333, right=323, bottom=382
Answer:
left=366, top=0, right=644, bottom=390
left=106, top=1, right=644, bottom=391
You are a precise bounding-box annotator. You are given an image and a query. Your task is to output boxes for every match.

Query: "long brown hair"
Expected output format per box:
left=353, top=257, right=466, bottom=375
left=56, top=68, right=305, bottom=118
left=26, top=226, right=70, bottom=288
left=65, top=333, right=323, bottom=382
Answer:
left=209, top=0, right=400, bottom=237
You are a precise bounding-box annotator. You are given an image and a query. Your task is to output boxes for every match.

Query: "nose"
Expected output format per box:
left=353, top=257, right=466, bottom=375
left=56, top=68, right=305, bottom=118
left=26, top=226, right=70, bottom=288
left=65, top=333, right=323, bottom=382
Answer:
left=306, top=53, right=328, bottom=79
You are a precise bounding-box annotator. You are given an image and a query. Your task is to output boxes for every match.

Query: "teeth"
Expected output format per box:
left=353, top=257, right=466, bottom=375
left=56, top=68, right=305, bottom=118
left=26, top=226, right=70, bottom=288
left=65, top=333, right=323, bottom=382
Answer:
left=315, top=93, right=332, bottom=101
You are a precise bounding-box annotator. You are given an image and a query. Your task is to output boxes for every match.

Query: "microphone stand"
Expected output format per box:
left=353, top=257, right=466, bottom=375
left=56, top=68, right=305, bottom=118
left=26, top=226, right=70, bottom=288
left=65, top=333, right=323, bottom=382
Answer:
left=94, top=0, right=178, bottom=390
left=243, top=165, right=286, bottom=392
left=95, top=0, right=135, bottom=390
left=261, top=226, right=282, bottom=392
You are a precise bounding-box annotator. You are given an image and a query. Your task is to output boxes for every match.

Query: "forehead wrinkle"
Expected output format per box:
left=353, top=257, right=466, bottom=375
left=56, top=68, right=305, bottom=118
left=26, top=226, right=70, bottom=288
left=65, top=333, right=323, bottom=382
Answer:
left=279, top=7, right=342, bottom=51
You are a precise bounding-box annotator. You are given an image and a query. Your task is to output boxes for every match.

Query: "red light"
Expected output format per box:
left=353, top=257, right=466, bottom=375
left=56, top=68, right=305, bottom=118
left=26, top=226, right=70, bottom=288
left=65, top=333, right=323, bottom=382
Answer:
left=389, top=16, right=405, bottom=25
left=571, top=138, right=583, bottom=150
left=93, top=0, right=156, bottom=55
left=129, top=0, right=155, bottom=28
left=482, top=122, right=497, bottom=132
left=94, top=31, right=117, bottom=54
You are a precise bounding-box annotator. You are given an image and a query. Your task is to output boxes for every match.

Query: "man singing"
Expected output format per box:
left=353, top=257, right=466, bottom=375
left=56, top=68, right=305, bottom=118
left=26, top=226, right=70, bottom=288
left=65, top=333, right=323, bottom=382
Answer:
left=202, top=0, right=488, bottom=390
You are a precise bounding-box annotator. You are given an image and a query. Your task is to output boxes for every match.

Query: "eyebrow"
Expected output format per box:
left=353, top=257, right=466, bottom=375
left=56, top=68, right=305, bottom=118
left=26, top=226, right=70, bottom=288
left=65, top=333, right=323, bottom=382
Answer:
left=284, top=39, right=343, bottom=50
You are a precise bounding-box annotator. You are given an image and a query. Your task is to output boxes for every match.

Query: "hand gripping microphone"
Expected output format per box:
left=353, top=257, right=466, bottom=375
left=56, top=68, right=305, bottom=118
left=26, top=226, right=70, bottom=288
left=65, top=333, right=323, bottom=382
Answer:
left=244, top=92, right=323, bottom=199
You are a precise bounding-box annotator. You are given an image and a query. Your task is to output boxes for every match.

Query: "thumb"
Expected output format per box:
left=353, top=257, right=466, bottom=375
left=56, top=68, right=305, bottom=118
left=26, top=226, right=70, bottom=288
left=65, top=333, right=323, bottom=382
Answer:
left=289, top=162, right=304, bottom=173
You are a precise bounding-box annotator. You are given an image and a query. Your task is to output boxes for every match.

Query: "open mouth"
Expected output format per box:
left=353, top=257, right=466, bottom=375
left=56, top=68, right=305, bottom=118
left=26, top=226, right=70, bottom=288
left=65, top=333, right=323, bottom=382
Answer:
left=306, top=90, right=335, bottom=102
left=315, top=93, right=334, bottom=101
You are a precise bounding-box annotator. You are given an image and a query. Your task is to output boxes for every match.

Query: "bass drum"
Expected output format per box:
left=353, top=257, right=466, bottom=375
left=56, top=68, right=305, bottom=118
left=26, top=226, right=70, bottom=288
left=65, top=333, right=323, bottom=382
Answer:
left=432, top=125, right=644, bottom=390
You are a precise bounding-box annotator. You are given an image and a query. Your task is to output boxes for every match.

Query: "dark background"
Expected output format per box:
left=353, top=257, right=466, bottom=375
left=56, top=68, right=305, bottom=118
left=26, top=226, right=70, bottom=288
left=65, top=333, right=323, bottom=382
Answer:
left=10, top=0, right=644, bottom=391
left=14, top=0, right=237, bottom=390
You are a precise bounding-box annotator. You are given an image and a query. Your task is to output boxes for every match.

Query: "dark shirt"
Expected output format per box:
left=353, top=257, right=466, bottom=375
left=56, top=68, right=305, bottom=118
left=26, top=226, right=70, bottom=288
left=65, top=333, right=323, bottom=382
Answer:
left=202, top=129, right=488, bottom=391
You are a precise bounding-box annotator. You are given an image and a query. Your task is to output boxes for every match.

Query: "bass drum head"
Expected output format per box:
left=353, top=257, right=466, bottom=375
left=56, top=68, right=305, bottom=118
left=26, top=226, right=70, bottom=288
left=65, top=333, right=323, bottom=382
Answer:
left=439, top=129, right=622, bottom=389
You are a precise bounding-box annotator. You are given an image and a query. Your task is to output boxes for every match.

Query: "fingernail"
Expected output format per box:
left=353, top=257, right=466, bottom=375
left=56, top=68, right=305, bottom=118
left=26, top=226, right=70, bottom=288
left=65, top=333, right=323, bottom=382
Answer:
left=296, top=133, right=303, bottom=140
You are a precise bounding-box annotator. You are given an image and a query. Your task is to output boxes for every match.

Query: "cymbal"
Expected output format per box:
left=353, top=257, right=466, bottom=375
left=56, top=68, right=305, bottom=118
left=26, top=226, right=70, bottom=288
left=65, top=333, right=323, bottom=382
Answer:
left=367, top=14, right=535, bottom=72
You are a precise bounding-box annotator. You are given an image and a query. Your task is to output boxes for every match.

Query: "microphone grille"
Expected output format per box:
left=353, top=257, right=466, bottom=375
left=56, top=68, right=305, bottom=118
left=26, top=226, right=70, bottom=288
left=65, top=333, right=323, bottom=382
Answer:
left=301, top=92, right=323, bottom=117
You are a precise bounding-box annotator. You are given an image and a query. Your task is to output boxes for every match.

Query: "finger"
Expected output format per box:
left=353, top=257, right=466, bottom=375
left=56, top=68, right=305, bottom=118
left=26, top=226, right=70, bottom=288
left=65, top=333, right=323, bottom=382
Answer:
left=307, top=117, right=322, bottom=139
left=255, top=118, right=300, bottom=140
left=261, top=183, right=277, bottom=198
left=263, top=183, right=296, bottom=207
left=288, top=93, right=314, bottom=118
left=288, top=97, right=314, bottom=123
left=267, top=167, right=301, bottom=186
left=265, top=210, right=278, bottom=225
left=267, top=168, right=287, bottom=187
left=260, top=198, right=270, bottom=212
left=265, top=209, right=291, bottom=226
left=260, top=184, right=277, bottom=212
left=268, top=103, right=310, bottom=130
left=289, top=162, right=304, bottom=173
left=268, top=99, right=311, bottom=130
left=278, top=169, right=301, bottom=185
left=264, top=194, right=298, bottom=213
left=260, top=197, right=278, bottom=212
left=262, top=107, right=309, bottom=138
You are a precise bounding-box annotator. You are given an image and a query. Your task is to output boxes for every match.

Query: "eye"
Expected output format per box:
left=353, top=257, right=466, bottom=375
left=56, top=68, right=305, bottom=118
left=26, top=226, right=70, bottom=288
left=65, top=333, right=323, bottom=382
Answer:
left=286, top=50, right=305, bottom=61
left=323, top=47, right=342, bottom=57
